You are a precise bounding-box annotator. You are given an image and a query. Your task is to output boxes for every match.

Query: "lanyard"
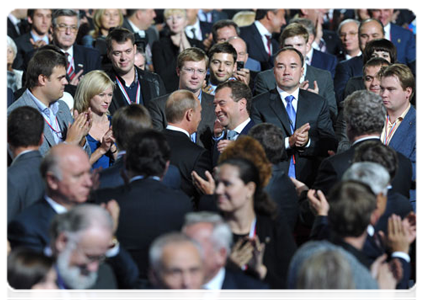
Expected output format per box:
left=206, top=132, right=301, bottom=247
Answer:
left=383, top=115, right=399, bottom=145
left=115, top=76, right=141, bottom=105
left=241, top=217, right=257, bottom=271
left=42, top=113, right=63, bottom=140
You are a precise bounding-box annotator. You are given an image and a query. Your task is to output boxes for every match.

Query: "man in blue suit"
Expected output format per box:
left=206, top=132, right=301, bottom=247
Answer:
left=369, top=9, right=416, bottom=67
left=379, top=64, right=416, bottom=210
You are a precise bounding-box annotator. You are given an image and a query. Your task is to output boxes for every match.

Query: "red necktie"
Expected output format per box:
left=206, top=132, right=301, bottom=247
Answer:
left=65, top=53, right=76, bottom=80
left=265, top=35, right=272, bottom=57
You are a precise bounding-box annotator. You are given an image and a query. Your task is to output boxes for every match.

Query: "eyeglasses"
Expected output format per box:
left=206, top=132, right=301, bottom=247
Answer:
left=56, top=23, right=78, bottom=33
left=76, top=248, right=107, bottom=264
left=181, top=67, right=206, bottom=75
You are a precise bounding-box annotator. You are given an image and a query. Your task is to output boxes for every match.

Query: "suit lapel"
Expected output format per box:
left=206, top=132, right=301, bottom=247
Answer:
left=389, top=106, right=415, bottom=149
left=268, top=90, right=292, bottom=134
left=296, top=90, right=312, bottom=128
left=138, top=68, right=152, bottom=106
left=251, top=24, right=269, bottom=61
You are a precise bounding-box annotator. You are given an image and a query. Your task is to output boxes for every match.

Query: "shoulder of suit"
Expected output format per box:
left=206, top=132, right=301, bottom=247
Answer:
left=137, top=67, right=161, bottom=81
left=73, top=44, right=100, bottom=55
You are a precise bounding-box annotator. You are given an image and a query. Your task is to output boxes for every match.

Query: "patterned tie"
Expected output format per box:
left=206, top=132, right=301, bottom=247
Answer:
left=65, top=52, right=75, bottom=80
left=285, top=95, right=296, bottom=178
left=265, top=35, right=272, bottom=57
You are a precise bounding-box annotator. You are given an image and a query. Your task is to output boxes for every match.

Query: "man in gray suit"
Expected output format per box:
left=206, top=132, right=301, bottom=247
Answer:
left=147, top=47, right=215, bottom=151
left=254, top=23, right=337, bottom=124
left=7, top=46, right=91, bottom=156
left=7, top=106, right=45, bottom=221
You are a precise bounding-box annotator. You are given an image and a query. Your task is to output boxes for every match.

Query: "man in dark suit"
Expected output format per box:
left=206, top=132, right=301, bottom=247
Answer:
left=239, top=9, right=286, bottom=71
left=334, top=18, right=384, bottom=102
left=7, top=106, right=45, bottom=222
left=147, top=47, right=215, bottom=151
left=105, top=27, right=166, bottom=115
left=254, top=23, right=338, bottom=123
left=379, top=64, right=416, bottom=210
left=182, top=212, right=269, bottom=289
left=7, top=9, right=28, bottom=40
left=51, top=9, right=101, bottom=86
left=13, top=9, right=52, bottom=70
left=49, top=204, right=118, bottom=289
left=93, top=129, right=193, bottom=281
left=251, top=48, right=337, bottom=187
left=369, top=9, right=416, bottom=67
left=336, top=19, right=361, bottom=62
left=185, top=9, right=212, bottom=42
left=164, top=90, right=213, bottom=202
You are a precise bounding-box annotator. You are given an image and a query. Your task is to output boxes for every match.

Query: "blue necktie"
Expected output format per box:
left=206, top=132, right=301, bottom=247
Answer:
left=285, top=95, right=296, bottom=178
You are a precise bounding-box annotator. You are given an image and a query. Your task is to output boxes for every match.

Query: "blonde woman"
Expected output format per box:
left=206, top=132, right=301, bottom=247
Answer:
left=82, top=9, right=123, bottom=48
left=74, top=70, right=117, bottom=169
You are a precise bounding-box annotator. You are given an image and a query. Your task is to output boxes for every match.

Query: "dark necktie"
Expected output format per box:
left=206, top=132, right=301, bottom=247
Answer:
left=285, top=95, right=296, bottom=178
left=190, top=27, right=197, bottom=40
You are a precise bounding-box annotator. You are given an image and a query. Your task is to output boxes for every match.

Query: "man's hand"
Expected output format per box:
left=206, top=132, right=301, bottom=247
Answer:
left=290, top=177, right=309, bottom=197
left=386, top=214, right=410, bottom=254
left=289, top=123, right=310, bottom=148
left=300, top=80, right=319, bottom=94
left=30, top=38, right=47, bottom=49
left=68, top=69, right=84, bottom=86
left=192, top=170, right=215, bottom=195
left=402, top=211, right=416, bottom=244
left=213, top=118, right=224, bottom=137
left=203, top=33, right=213, bottom=51
left=234, top=68, right=250, bottom=85
left=307, top=189, right=329, bottom=216
left=217, top=139, right=233, bottom=153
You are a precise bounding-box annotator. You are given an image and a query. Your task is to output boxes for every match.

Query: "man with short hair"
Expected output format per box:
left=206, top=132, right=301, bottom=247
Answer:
left=369, top=9, right=415, bottom=66
left=254, top=22, right=338, bottom=123
left=14, top=9, right=52, bottom=70
left=227, top=36, right=258, bottom=88
left=182, top=211, right=268, bottom=289
left=252, top=48, right=337, bottom=187
left=337, top=19, right=361, bottom=61
left=185, top=9, right=212, bottom=43
left=149, top=232, right=205, bottom=289
left=7, top=106, right=45, bottom=221
left=49, top=204, right=117, bottom=289
left=105, top=27, right=166, bottom=115
left=7, top=47, right=92, bottom=156
left=147, top=47, right=215, bottom=150
left=93, top=129, right=192, bottom=281
left=239, top=9, right=286, bottom=70
left=51, top=9, right=101, bottom=86
left=164, top=90, right=212, bottom=202
left=379, top=64, right=416, bottom=209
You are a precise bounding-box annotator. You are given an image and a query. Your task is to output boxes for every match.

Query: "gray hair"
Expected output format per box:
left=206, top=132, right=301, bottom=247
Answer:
left=149, top=232, right=203, bottom=272
left=342, top=162, right=390, bottom=196
left=343, top=90, right=386, bottom=139
left=52, top=9, right=79, bottom=28
left=49, top=204, right=114, bottom=246
left=337, top=19, right=360, bottom=36
left=7, top=36, right=18, bottom=59
left=183, top=212, right=232, bottom=255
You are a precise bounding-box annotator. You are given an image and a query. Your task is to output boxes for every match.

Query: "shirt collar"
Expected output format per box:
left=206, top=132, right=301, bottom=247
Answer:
left=27, top=89, right=60, bottom=115
left=384, top=23, right=391, bottom=40
left=44, top=195, right=68, bottom=214
left=30, top=30, right=49, bottom=44
left=203, top=267, right=226, bottom=290
left=232, top=118, right=251, bottom=133
left=352, top=136, right=380, bottom=145
left=254, top=20, right=271, bottom=36
left=166, top=125, right=190, bottom=138
left=277, top=86, right=300, bottom=102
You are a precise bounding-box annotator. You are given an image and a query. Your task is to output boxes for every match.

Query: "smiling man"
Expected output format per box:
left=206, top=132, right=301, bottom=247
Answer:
left=105, top=27, right=166, bottom=115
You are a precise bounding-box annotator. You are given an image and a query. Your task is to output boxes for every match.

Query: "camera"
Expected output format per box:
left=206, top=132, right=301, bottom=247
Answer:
left=236, top=61, right=244, bottom=71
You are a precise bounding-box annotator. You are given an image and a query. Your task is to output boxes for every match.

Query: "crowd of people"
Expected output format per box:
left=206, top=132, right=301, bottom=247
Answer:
left=7, top=8, right=416, bottom=291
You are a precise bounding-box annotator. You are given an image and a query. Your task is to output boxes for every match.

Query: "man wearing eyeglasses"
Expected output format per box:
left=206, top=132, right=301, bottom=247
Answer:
left=51, top=9, right=101, bottom=86
left=147, top=47, right=215, bottom=151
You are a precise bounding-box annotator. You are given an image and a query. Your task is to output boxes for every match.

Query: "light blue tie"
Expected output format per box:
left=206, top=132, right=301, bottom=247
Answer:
left=226, top=130, right=238, bottom=141
left=285, top=95, right=296, bottom=178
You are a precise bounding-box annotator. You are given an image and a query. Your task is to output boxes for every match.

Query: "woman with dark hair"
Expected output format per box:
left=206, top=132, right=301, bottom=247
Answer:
left=214, top=157, right=297, bottom=289
left=8, top=248, right=57, bottom=289
left=363, top=38, right=397, bottom=64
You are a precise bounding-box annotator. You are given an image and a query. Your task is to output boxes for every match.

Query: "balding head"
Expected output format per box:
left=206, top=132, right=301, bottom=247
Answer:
left=227, top=36, right=248, bottom=64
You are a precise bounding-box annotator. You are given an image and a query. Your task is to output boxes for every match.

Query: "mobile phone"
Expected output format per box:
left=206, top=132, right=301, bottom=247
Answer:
left=237, top=61, right=244, bottom=71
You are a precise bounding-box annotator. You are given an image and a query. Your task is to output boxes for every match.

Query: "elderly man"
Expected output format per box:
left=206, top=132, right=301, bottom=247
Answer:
left=49, top=204, right=116, bottom=289
left=149, top=232, right=205, bottom=289
left=337, top=19, right=361, bottom=61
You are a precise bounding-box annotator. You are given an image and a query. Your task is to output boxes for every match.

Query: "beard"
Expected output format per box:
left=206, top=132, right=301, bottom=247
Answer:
left=56, top=242, right=98, bottom=289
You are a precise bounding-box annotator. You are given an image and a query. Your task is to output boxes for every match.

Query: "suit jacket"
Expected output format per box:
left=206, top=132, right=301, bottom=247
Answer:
left=7, top=91, right=85, bottom=156
left=106, top=66, right=166, bottom=115
left=239, top=23, right=278, bottom=71
left=334, top=55, right=363, bottom=102
left=310, top=49, right=338, bottom=78
left=253, top=65, right=338, bottom=123
left=8, top=17, right=28, bottom=40
left=72, top=44, right=101, bottom=75
left=251, top=89, right=337, bottom=187
left=13, top=32, right=37, bottom=70
left=390, top=23, right=416, bottom=65
left=221, top=267, right=269, bottom=289
left=312, top=138, right=413, bottom=198
left=343, top=76, right=365, bottom=100
left=8, top=151, right=45, bottom=222
left=147, top=92, right=215, bottom=150
left=152, top=35, right=204, bottom=93
left=92, top=178, right=193, bottom=279
left=98, top=155, right=182, bottom=190
left=163, top=129, right=213, bottom=201
left=389, top=106, right=420, bottom=205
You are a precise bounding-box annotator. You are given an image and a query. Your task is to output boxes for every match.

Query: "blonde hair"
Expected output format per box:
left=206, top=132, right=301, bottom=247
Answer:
left=232, top=11, right=255, bottom=27
left=164, top=9, right=186, bottom=19
left=92, top=9, right=124, bottom=38
left=74, top=70, right=115, bottom=113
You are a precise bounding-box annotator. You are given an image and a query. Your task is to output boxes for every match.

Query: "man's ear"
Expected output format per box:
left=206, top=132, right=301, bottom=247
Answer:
left=46, top=172, right=59, bottom=190
left=186, top=108, right=194, bottom=122
left=38, top=74, right=48, bottom=87
left=55, top=232, right=68, bottom=252
left=176, top=67, right=181, bottom=77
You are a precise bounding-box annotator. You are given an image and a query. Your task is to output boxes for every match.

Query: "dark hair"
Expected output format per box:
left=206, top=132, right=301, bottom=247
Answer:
left=255, top=9, right=278, bottom=21
left=28, top=9, right=52, bottom=20
left=362, top=57, right=391, bottom=75
left=106, top=27, right=135, bottom=53
left=208, top=42, right=237, bottom=63
left=211, top=20, right=240, bottom=43
left=112, top=104, right=152, bottom=150
left=215, top=80, right=252, bottom=114
left=353, top=141, right=398, bottom=181
left=274, top=47, right=304, bottom=67
left=125, top=129, right=171, bottom=177
left=8, top=106, right=44, bottom=148
left=8, top=247, right=54, bottom=289
left=328, top=180, right=376, bottom=238
left=363, top=38, right=397, bottom=64
left=26, top=46, right=67, bottom=89
left=218, top=157, right=277, bottom=218
left=248, top=123, right=284, bottom=164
